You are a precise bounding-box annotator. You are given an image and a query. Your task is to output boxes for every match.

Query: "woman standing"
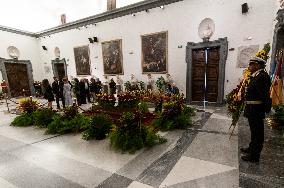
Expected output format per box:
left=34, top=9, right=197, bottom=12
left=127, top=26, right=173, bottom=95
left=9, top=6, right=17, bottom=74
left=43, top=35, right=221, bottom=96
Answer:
left=63, top=77, right=73, bottom=106
left=42, top=79, right=54, bottom=108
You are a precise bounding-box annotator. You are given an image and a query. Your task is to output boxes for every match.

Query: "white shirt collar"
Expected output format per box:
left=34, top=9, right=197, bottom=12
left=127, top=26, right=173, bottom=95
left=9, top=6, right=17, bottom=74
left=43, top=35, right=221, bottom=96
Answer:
left=251, top=69, right=263, bottom=77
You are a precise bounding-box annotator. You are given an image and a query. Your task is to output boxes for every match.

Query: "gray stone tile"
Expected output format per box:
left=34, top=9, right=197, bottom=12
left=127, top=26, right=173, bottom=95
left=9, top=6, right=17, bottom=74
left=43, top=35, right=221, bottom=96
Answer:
left=184, top=132, right=238, bottom=167
left=0, top=124, right=58, bottom=144
left=191, top=112, right=212, bottom=129
left=0, top=135, right=26, bottom=152
left=97, top=174, right=133, bottom=188
left=33, top=133, right=141, bottom=173
left=117, top=130, right=184, bottom=180
left=238, top=117, right=284, bottom=187
left=9, top=144, right=112, bottom=188
left=167, top=169, right=239, bottom=188
left=240, top=172, right=284, bottom=188
left=137, top=130, right=198, bottom=187
left=0, top=151, right=85, bottom=188
left=202, top=117, right=234, bottom=134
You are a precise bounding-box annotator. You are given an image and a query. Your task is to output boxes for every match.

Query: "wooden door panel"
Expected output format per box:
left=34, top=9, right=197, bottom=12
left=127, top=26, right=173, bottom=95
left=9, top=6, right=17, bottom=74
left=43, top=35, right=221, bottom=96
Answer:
left=206, top=48, right=219, bottom=102
left=55, top=63, right=65, bottom=81
left=192, top=49, right=205, bottom=101
left=5, top=63, right=30, bottom=97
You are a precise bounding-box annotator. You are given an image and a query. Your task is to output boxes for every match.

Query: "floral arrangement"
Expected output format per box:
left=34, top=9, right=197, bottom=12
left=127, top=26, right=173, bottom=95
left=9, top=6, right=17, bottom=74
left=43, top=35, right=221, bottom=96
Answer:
left=18, top=98, right=39, bottom=114
left=117, top=92, right=139, bottom=108
left=226, top=69, right=251, bottom=127
left=255, top=43, right=270, bottom=62
left=96, top=94, right=116, bottom=108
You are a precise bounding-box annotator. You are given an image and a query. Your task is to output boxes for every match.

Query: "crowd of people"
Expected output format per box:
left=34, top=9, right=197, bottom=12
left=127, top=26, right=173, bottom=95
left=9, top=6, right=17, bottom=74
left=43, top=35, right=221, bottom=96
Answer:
left=41, top=76, right=103, bottom=109
left=41, top=74, right=180, bottom=109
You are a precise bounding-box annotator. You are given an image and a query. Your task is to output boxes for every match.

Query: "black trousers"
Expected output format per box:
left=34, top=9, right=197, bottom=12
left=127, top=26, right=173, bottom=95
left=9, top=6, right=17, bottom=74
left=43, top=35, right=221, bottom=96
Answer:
left=248, top=117, right=264, bottom=158
left=55, top=96, right=65, bottom=109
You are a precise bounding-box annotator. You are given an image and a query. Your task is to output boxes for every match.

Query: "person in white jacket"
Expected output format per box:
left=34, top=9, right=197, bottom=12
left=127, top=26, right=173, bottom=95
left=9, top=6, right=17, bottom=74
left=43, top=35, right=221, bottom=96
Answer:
left=63, top=77, right=73, bottom=106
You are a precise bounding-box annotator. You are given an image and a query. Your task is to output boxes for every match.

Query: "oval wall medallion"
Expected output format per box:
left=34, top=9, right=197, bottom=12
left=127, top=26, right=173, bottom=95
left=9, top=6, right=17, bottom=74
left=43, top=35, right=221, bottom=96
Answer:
left=54, top=47, right=60, bottom=58
left=198, top=18, right=215, bottom=41
left=7, top=46, right=20, bottom=59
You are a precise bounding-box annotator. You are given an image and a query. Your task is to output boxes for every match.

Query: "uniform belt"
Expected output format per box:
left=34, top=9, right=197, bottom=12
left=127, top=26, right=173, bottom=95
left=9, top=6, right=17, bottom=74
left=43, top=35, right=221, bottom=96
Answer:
left=246, top=101, right=262, bottom=104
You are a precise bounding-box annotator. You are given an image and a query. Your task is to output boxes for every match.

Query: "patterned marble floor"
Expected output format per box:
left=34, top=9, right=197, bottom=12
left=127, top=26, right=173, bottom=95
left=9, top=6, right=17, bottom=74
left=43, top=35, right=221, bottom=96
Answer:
left=0, top=98, right=265, bottom=188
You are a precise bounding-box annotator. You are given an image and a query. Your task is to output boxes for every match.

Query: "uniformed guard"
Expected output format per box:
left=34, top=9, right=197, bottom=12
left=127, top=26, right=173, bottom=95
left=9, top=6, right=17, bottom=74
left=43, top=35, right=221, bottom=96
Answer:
left=241, top=56, right=271, bottom=162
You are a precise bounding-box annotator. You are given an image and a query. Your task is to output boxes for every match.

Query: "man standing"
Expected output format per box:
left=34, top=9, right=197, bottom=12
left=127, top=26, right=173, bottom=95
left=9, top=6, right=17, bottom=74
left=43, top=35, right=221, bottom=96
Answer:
left=52, top=77, right=65, bottom=109
left=241, top=56, right=271, bottom=162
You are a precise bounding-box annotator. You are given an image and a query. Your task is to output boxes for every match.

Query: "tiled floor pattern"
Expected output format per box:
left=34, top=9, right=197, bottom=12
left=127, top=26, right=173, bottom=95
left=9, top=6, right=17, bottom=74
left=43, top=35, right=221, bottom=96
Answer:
left=0, top=99, right=240, bottom=187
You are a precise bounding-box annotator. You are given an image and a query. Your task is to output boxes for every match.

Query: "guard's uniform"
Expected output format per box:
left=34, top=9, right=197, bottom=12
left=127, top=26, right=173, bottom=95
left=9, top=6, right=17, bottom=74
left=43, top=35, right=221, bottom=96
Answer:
left=244, top=69, right=271, bottom=158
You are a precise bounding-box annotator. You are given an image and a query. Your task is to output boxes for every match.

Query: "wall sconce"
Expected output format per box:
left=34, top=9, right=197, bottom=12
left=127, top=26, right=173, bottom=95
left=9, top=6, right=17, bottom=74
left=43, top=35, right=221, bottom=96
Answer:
left=242, top=3, right=249, bottom=14
left=42, top=46, right=47, bottom=51
left=88, top=37, right=98, bottom=43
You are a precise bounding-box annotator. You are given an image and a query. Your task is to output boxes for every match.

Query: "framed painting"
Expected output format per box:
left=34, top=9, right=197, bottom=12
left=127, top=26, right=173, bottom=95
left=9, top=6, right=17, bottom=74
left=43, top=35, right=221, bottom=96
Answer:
left=73, top=45, right=91, bottom=75
left=102, top=39, right=123, bottom=75
left=141, top=31, right=168, bottom=74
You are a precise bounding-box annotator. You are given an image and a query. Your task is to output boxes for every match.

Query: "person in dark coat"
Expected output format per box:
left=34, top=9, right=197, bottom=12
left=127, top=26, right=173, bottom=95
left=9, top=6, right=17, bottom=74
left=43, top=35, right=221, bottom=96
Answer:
left=52, top=77, right=65, bottom=109
left=95, top=78, right=102, bottom=94
left=109, top=78, right=116, bottom=95
left=241, top=56, right=271, bottom=163
left=79, top=78, right=87, bottom=104
left=42, top=79, right=54, bottom=108
left=73, top=78, right=81, bottom=106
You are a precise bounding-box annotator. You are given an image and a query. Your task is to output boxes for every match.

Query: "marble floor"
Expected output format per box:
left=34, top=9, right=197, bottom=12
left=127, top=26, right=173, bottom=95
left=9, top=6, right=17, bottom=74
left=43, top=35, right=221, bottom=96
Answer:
left=0, top=98, right=282, bottom=188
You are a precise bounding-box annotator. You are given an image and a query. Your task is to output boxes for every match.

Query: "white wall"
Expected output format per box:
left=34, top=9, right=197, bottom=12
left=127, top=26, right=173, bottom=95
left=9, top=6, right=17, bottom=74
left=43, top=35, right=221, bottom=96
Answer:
left=0, top=31, right=43, bottom=81
left=36, top=0, right=279, bottom=96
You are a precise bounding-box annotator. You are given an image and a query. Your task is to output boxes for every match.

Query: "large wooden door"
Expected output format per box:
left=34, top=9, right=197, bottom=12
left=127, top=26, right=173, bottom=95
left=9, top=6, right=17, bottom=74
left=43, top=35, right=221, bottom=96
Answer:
left=5, top=63, right=30, bottom=97
left=191, top=48, right=220, bottom=102
left=192, top=49, right=206, bottom=101
left=55, top=63, right=66, bottom=80
left=206, top=48, right=219, bottom=102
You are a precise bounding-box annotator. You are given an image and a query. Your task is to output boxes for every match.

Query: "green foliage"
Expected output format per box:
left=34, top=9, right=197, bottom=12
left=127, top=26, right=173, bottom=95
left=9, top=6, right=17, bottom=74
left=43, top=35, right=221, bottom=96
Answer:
left=109, top=125, right=166, bottom=154
left=138, top=102, right=149, bottom=114
left=120, top=112, right=136, bottom=125
left=153, top=103, right=193, bottom=131
left=82, top=114, right=112, bottom=140
left=11, top=114, right=33, bottom=127
left=183, top=106, right=196, bottom=116
left=155, top=76, right=166, bottom=91
left=273, top=104, right=284, bottom=125
left=109, top=112, right=166, bottom=153
left=32, top=108, right=55, bottom=128
left=124, top=81, right=131, bottom=91
left=63, top=105, right=78, bottom=119
left=46, top=114, right=64, bottom=134
left=46, top=114, right=90, bottom=134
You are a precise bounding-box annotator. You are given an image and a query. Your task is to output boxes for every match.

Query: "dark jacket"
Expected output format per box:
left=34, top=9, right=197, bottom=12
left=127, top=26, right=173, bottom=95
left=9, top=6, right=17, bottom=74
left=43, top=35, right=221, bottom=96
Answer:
left=244, top=70, right=271, bottom=119
left=52, top=80, right=64, bottom=97
left=44, top=85, right=54, bottom=102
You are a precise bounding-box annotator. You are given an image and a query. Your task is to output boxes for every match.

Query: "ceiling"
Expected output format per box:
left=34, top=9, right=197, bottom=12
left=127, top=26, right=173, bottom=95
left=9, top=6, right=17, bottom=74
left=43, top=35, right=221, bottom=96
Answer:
left=0, top=0, right=143, bottom=32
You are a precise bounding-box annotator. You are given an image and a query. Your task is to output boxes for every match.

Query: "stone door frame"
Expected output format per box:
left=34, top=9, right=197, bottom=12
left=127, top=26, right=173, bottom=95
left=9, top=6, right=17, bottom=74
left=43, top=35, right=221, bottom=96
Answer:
left=0, top=58, right=35, bottom=97
left=51, top=58, right=67, bottom=79
left=186, top=37, right=228, bottom=104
